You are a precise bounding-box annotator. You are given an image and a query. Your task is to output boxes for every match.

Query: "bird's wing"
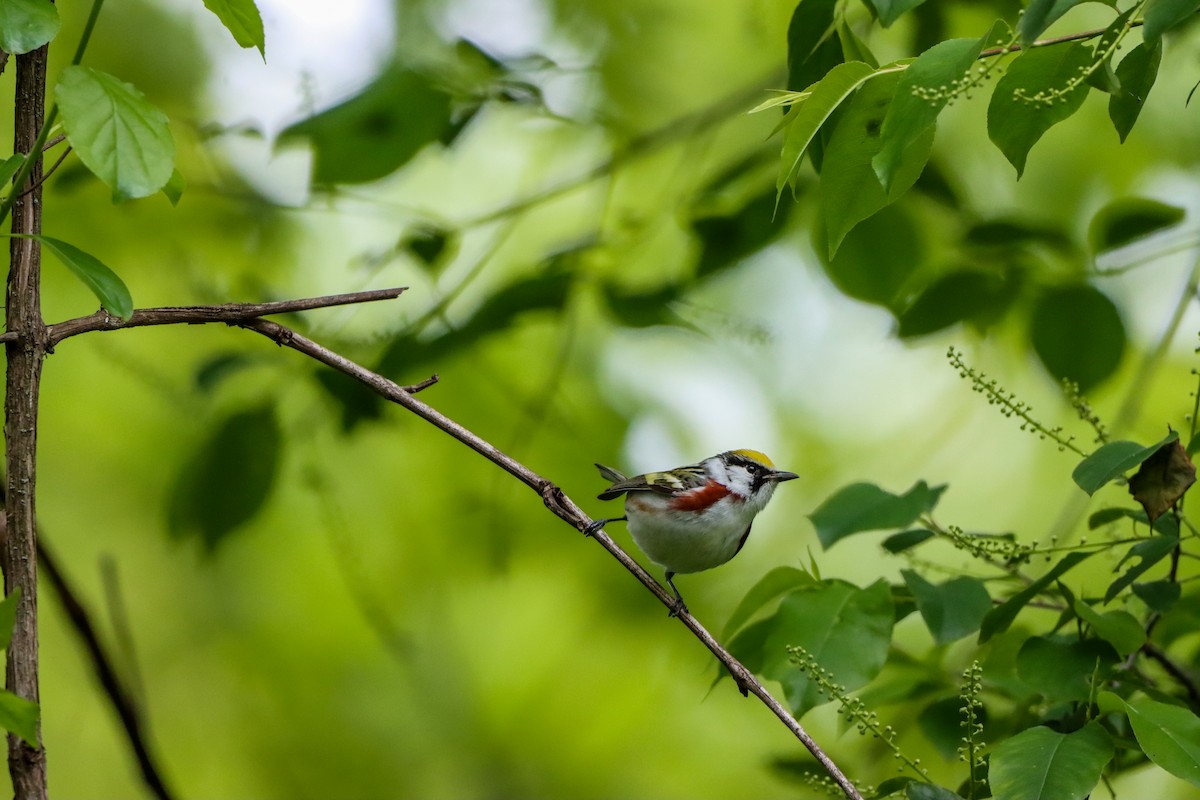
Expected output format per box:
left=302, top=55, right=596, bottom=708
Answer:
left=594, top=463, right=708, bottom=501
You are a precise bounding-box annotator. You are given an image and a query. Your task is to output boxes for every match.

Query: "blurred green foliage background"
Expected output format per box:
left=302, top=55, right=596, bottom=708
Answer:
left=8, top=0, right=1200, bottom=796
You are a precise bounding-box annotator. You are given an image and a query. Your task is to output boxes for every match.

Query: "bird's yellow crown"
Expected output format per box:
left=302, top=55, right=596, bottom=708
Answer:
left=730, top=448, right=774, bottom=467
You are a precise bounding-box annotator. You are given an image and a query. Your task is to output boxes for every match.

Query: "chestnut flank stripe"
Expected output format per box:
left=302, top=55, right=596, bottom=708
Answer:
left=670, top=480, right=734, bottom=511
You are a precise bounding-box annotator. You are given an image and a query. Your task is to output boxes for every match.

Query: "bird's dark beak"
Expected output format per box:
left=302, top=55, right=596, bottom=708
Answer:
left=769, top=469, right=799, bottom=482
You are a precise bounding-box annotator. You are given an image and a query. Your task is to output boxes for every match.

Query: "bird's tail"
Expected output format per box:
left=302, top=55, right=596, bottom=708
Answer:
left=594, top=463, right=626, bottom=483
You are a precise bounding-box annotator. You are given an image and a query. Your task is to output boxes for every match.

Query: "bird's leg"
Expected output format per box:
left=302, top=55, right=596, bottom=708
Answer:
left=583, top=516, right=625, bottom=537
left=664, top=572, right=689, bottom=618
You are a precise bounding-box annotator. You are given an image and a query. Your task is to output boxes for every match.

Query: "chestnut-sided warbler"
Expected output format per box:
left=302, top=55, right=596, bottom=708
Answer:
left=584, top=449, right=798, bottom=615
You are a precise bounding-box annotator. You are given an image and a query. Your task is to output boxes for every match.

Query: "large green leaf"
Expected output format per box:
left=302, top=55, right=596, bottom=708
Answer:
left=168, top=405, right=282, bottom=552
left=1015, top=635, right=1117, bottom=700
left=863, top=0, right=930, bottom=27
left=989, top=723, right=1113, bottom=800
left=979, top=551, right=1091, bottom=642
left=1017, top=0, right=1092, bottom=45
left=1105, top=534, right=1179, bottom=603
left=905, top=783, right=964, bottom=800
left=820, top=67, right=933, bottom=255
left=897, top=269, right=1015, bottom=338
left=816, top=201, right=923, bottom=308
left=1072, top=431, right=1177, bottom=495
left=1109, top=41, right=1162, bottom=142
left=777, top=61, right=876, bottom=200
left=0, top=0, right=59, bottom=54
left=279, top=66, right=452, bottom=186
left=1143, top=0, right=1200, bottom=42
left=903, top=571, right=991, bottom=643
left=0, top=691, right=38, bottom=748
left=874, top=29, right=997, bottom=191
left=1030, top=284, right=1124, bottom=392
left=762, top=579, right=894, bottom=716
left=1089, top=197, right=1185, bottom=254
left=692, top=190, right=788, bottom=277
left=1108, top=694, right=1200, bottom=786
left=202, top=0, right=265, bottom=56
left=55, top=66, right=175, bottom=201
left=34, top=235, right=134, bottom=320
left=723, top=567, right=815, bottom=640
left=809, top=481, right=946, bottom=549
left=1071, top=598, right=1145, bottom=654
left=987, top=42, right=1092, bottom=177
left=786, top=0, right=843, bottom=93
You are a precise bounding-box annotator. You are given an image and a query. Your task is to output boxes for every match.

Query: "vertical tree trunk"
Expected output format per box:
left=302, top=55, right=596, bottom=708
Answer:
left=4, top=45, right=49, bottom=800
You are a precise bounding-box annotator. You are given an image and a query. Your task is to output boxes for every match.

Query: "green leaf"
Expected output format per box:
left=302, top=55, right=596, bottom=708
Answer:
left=809, top=480, right=946, bottom=549
left=1132, top=579, right=1181, bottom=612
left=897, top=270, right=1014, bottom=338
left=918, top=696, right=982, bottom=760
left=1017, top=0, right=1090, bottom=45
left=979, top=551, right=1091, bottom=642
left=1089, top=197, right=1185, bottom=254
left=1105, top=534, right=1179, bottom=603
left=816, top=201, right=924, bottom=309
left=279, top=66, right=452, bottom=186
left=1070, top=599, right=1145, bottom=654
left=1143, top=0, right=1200, bottom=43
left=1016, top=635, right=1117, bottom=700
left=1111, top=694, right=1200, bottom=786
left=987, top=42, right=1092, bottom=177
left=902, top=570, right=991, bottom=643
left=1088, top=507, right=1132, bottom=528
left=168, top=405, right=282, bottom=552
left=34, top=235, right=134, bottom=319
left=863, top=0, right=930, bottom=27
left=836, top=20, right=878, bottom=68
left=820, top=67, right=933, bottom=255
left=0, top=154, right=25, bottom=189
left=762, top=579, right=894, bottom=716
left=693, top=190, right=788, bottom=277
left=883, top=528, right=935, bottom=553
left=723, top=566, right=815, bottom=640
left=0, top=588, right=20, bottom=652
left=160, top=167, right=186, bottom=206
left=988, top=723, right=1113, bottom=800
left=1109, top=42, right=1162, bottom=142
left=202, top=0, right=265, bottom=57
left=905, top=783, right=964, bottom=800
left=55, top=66, right=175, bottom=202
left=777, top=61, right=876, bottom=201
left=1030, top=284, right=1125, bottom=393
left=786, top=0, right=843, bottom=93
left=874, top=29, right=997, bottom=192
left=1072, top=432, right=1178, bottom=495
left=725, top=616, right=774, bottom=676
left=0, top=691, right=38, bottom=748
left=0, top=0, right=59, bottom=54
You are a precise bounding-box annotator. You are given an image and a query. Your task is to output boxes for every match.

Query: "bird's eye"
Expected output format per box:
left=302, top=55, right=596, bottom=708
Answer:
left=745, top=463, right=759, bottom=474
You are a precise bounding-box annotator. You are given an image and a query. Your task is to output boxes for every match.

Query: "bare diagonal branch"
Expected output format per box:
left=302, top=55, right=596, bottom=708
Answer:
left=234, top=316, right=864, bottom=800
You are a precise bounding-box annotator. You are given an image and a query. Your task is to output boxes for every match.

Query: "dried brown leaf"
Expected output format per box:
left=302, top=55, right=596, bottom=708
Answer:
left=1128, top=438, right=1196, bottom=523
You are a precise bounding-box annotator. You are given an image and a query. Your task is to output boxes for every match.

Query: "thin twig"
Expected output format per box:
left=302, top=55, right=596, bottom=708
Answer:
left=40, top=134, right=63, bottom=152
left=1142, top=642, right=1200, bottom=713
left=37, top=539, right=175, bottom=800
left=229, top=316, right=864, bottom=800
left=45, top=287, right=407, bottom=345
left=18, top=145, right=70, bottom=198
left=978, top=19, right=1146, bottom=59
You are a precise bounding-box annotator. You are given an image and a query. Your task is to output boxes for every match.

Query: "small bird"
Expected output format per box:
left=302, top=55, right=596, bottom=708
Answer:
left=585, top=449, right=798, bottom=616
